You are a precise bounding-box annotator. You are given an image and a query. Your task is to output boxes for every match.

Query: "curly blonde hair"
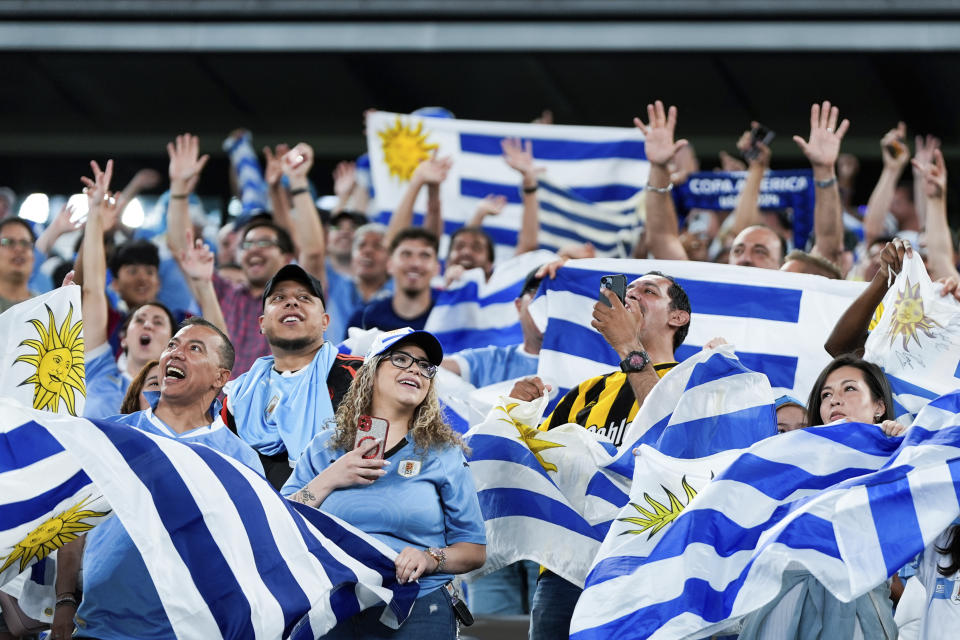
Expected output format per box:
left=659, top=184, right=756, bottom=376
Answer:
left=329, top=353, right=465, bottom=455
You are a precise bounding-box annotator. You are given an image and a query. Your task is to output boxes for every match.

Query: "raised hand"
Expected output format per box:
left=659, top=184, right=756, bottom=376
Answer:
left=792, top=101, right=850, bottom=169
left=282, top=143, right=314, bottom=184
left=736, top=121, right=772, bottom=167
left=633, top=100, right=689, bottom=167
left=501, top=138, right=544, bottom=185
left=80, top=160, right=114, bottom=212
left=913, top=133, right=941, bottom=169
left=912, top=147, right=947, bottom=200
left=167, top=133, right=209, bottom=194
left=332, top=160, right=357, bottom=201
left=880, top=122, right=910, bottom=171
left=412, top=154, right=453, bottom=185
left=474, top=194, right=507, bottom=219
left=179, top=228, right=216, bottom=282
left=263, top=143, right=290, bottom=188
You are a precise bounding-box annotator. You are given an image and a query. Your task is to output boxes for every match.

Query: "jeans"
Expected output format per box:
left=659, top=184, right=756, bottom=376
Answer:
left=469, top=561, right=539, bottom=615
left=321, top=585, right=457, bottom=639
left=529, top=571, right=582, bottom=640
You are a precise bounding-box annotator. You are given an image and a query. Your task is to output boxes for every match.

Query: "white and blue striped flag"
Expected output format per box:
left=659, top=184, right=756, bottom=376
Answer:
left=0, top=400, right=418, bottom=639
left=865, top=252, right=960, bottom=424
left=571, top=391, right=960, bottom=640
left=463, top=346, right=777, bottom=587
left=365, top=111, right=648, bottom=258
left=529, top=258, right=868, bottom=415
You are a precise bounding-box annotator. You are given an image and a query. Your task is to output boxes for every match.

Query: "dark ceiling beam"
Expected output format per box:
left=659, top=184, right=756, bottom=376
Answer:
left=2, top=21, right=960, bottom=52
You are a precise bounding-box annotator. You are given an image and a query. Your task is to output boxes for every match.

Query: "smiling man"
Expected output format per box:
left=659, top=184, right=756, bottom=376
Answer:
left=224, top=263, right=365, bottom=488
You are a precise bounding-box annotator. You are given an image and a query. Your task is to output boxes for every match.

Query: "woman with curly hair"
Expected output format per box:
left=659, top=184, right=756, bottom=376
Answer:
left=281, top=327, right=486, bottom=639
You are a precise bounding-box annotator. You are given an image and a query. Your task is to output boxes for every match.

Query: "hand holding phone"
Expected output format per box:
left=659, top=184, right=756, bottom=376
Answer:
left=599, top=274, right=627, bottom=307
left=354, top=415, right=390, bottom=459
left=743, top=123, right=775, bottom=162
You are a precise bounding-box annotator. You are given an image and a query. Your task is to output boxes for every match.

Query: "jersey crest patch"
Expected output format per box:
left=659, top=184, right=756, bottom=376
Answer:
left=397, top=459, right=421, bottom=478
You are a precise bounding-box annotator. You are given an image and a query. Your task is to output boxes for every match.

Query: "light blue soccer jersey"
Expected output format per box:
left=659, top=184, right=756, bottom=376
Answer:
left=449, top=343, right=539, bottom=388
left=282, top=430, right=485, bottom=597
left=82, top=343, right=129, bottom=420
left=75, top=402, right=263, bottom=639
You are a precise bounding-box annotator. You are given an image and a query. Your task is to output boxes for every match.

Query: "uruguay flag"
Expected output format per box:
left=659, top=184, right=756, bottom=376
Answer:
left=365, top=111, right=648, bottom=259
left=0, top=400, right=417, bottom=639
left=529, top=258, right=868, bottom=416
left=571, top=391, right=960, bottom=640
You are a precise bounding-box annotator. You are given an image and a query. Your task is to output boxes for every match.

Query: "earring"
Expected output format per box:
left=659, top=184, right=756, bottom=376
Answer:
left=875, top=413, right=883, bottom=420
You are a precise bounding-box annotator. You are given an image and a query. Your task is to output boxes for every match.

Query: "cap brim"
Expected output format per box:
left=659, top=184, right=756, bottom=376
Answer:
left=392, top=330, right=444, bottom=365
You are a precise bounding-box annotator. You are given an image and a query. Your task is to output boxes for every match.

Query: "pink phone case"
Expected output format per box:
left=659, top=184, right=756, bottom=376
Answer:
left=354, top=415, right=390, bottom=459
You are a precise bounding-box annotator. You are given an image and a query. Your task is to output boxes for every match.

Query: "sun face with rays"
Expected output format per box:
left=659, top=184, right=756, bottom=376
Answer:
left=16, top=303, right=85, bottom=415
left=0, top=496, right=110, bottom=574
left=618, top=475, right=698, bottom=540
left=498, top=403, right=565, bottom=472
left=886, top=277, right=941, bottom=352
left=378, top=117, right=439, bottom=181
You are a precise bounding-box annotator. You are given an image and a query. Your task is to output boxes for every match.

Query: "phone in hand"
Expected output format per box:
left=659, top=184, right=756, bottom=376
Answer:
left=743, top=123, right=775, bottom=161
left=885, top=137, right=907, bottom=159
left=354, top=415, right=390, bottom=459
left=599, top=274, right=627, bottom=307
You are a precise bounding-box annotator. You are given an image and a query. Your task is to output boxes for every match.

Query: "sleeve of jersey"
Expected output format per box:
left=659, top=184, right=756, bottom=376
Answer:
left=280, top=430, right=335, bottom=497
left=539, top=375, right=602, bottom=431
left=437, top=449, right=487, bottom=546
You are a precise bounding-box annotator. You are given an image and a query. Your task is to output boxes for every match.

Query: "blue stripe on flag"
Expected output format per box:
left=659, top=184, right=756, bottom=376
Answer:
left=90, top=419, right=255, bottom=639
left=653, top=404, right=777, bottom=458
left=477, top=487, right=605, bottom=541
left=0, top=420, right=65, bottom=471
left=539, top=200, right=631, bottom=233
left=431, top=327, right=524, bottom=354
left=685, top=354, right=751, bottom=389
left=584, top=473, right=629, bottom=508
left=886, top=373, right=940, bottom=401
left=538, top=221, right=619, bottom=254
left=716, top=453, right=878, bottom=501
left=803, top=422, right=904, bottom=457
left=543, top=319, right=619, bottom=366
left=674, top=346, right=798, bottom=389
left=538, top=180, right=640, bottom=206
left=374, top=211, right=520, bottom=248
left=460, top=134, right=646, bottom=161
left=930, top=393, right=960, bottom=414
left=189, top=444, right=311, bottom=636
left=436, top=281, right=521, bottom=307
left=864, top=466, right=924, bottom=578
left=468, top=434, right=554, bottom=484
left=0, top=469, right=92, bottom=530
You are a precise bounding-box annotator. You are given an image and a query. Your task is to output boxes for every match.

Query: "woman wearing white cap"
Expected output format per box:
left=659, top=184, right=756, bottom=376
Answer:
left=282, top=327, right=486, bottom=638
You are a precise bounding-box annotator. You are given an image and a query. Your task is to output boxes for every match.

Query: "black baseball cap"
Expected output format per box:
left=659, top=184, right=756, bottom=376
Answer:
left=261, top=264, right=325, bottom=309
left=331, top=210, right=368, bottom=228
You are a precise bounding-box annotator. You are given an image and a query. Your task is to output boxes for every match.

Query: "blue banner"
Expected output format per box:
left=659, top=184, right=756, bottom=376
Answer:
left=674, top=169, right=815, bottom=250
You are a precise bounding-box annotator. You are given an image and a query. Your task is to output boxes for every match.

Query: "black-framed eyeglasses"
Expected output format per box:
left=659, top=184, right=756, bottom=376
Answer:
left=240, top=239, right=280, bottom=250
left=0, top=238, right=32, bottom=250
left=387, top=350, right=437, bottom=379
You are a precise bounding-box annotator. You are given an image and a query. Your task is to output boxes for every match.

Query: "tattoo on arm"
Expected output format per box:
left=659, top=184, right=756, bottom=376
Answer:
left=291, top=488, right=317, bottom=505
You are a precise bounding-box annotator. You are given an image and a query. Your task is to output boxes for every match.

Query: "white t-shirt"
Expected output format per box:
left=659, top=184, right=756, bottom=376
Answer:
left=916, top=527, right=960, bottom=639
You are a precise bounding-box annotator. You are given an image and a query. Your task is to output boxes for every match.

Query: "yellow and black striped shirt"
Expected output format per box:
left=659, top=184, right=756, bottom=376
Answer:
left=539, top=363, right=677, bottom=447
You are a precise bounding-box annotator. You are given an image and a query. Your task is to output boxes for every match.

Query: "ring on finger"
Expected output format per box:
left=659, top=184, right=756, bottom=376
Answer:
left=826, top=127, right=833, bottom=133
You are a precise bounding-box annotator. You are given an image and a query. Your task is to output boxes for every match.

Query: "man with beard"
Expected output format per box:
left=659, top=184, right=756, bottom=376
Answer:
left=348, top=228, right=440, bottom=332
left=223, top=264, right=364, bottom=489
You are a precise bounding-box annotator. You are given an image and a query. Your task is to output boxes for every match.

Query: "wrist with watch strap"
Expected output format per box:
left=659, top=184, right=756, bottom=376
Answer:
left=620, top=349, right=651, bottom=373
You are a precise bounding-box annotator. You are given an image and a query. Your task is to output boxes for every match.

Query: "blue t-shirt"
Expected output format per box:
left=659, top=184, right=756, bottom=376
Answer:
left=281, top=430, right=485, bottom=597
left=82, top=343, right=129, bottom=419
left=76, top=402, right=263, bottom=639
left=449, top=343, right=539, bottom=388
left=348, top=292, right=435, bottom=333
left=325, top=263, right=393, bottom=344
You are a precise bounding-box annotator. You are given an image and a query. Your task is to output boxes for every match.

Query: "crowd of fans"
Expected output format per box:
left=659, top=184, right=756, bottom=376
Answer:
left=1, top=99, right=958, bottom=639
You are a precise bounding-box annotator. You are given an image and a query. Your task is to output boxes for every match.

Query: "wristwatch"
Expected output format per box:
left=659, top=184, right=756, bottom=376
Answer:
left=619, top=350, right=651, bottom=373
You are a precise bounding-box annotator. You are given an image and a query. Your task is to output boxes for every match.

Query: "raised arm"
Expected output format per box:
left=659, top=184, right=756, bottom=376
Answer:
left=912, top=134, right=941, bottom=230
left=331, top=160, right=357, bottom=215
left=794, top=101, right=850, bottom=266
left=179, top=229, right=230, bottom=336
left=384, top=155, right=452, bottom=247
left=726, top=123, right=771, bottom=238
left=502, top=137, right=545, bottom=255
left=467, top=195, right=507, bottom=229
left=263, top=143, right=292, bottom=236
left=79, top=160, right=116, bottom=352
left=281, top=143, right=327, bottom=285
left=863, top=122, right=910, bottom=246
left=35, top=204, right=79, bottom=256
left=633, top=100, right=690, bottom=261
left=913, top=148, right=958, bottom=281
left=165, top=133, right=209, bottom=259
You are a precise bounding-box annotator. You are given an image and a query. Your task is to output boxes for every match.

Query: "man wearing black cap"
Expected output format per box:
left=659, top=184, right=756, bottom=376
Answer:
left=223, top=263, right=364, bottom=488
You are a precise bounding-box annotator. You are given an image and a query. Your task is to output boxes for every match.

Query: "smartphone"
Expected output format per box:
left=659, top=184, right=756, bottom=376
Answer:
left=885, top=137, right=907, bottom=159
left=354, top=415, right=389, bottom=459
left=599, top=274, right=627, bottom=307
left=743, top=124, right=775, bottom=161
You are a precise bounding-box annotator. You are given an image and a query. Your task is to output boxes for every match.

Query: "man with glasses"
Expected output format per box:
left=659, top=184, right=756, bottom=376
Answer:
left=0, top=217, right=37, bottom=312
left=223, top=264, right=365, bottom=489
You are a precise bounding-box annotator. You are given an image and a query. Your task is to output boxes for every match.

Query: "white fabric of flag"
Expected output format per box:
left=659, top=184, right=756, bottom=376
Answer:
left=570, top=391, right=960, bottom=640
left=865, top=252, right=960, bottom=424
left=528, top=258, right=868, bottom=414
left=365, top=111, right=648, bottom=258
left=463, top=347, right=776, bottom=587
left=0, top=400, right=417, bottom=639
left=0, top=286, right=85, bottom=417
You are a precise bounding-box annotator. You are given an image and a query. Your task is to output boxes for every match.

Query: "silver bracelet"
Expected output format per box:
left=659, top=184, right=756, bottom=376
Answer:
left=814, top=176, right=837, bottom=189
left=644, top=183, right=673, bottom=193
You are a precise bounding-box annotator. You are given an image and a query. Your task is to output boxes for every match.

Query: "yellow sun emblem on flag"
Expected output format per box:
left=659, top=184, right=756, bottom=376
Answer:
left=618, top=475, right=698, bottom=539
left=378, top=116, right=439, bottom=181
left=499, top=403, right=565, bottom=472
left=16, top=303, right=85, bottom=415
left=0, top=496, right=109, bottom=574
left=886, top=277, right=941, bottom=352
